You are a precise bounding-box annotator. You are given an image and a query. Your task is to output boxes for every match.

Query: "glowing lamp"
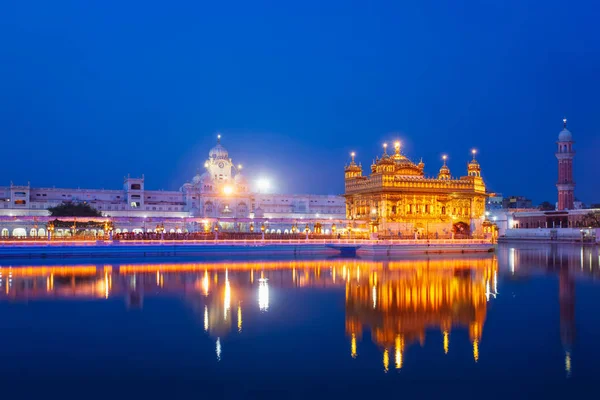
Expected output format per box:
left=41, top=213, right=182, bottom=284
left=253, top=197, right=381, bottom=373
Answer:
left=223, top=185, right=233, bottom=195
left=257, top=179, right=271, bottom=192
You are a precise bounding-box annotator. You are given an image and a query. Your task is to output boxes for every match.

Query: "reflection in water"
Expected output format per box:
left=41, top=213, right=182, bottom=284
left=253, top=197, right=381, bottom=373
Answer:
left=345, top=258, right=495, bottom=368
left=0, top=245, right=598, bottom=376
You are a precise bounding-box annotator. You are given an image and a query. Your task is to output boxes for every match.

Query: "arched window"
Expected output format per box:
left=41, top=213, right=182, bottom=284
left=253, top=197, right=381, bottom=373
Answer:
left=1, top=228, right=8, bottom=237
left=38, top=228, right=46, bottom=237
left=30, top=228, right=37, bottom=237
left=12, top=228, right=27, bottom=237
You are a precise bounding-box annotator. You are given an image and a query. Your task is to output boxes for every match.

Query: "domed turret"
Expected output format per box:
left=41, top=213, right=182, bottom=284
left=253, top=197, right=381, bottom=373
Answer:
left=417, top=158, right=425, bottom=171
left=558, top=118, right=573, bottom=142
left=345, top=152, right=363, bottom=179
left=209, top=134, right=229, bottom=160
left=467, top=150, right=481, bottom=177
left=438, top=155, right=451, bottom=180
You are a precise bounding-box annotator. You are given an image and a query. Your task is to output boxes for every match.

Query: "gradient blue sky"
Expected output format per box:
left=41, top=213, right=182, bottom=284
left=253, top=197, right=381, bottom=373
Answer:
left=1, top=0, right=598, bottom=204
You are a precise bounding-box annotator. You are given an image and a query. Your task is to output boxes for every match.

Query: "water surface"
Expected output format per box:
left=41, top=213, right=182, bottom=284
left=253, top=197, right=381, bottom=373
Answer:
left=0, top=243, right=599, bottom=397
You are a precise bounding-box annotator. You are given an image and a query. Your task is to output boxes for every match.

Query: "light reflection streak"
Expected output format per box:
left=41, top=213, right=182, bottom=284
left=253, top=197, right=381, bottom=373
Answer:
left=258, top=278, right=269, bottom=311
left=204, top=305, right=209, bottom=331
left=216, top=338, right=221, bottom=361
left=383, top=349, right=389, bottom=373
left=224, top=271, right=231, bottom=320
left=443, top=331, right=449, bottom=355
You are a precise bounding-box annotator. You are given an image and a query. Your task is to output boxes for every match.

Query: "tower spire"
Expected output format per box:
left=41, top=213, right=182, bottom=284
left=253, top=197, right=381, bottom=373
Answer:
left=471, top=149, right=477, bottom=160
left=563, top=117, right=567, bottom=129
left=217, top=133, right=221, bottom=144
left=383, top=143, right=388, bottom=156
left=350, top=151, right=356, bottom=164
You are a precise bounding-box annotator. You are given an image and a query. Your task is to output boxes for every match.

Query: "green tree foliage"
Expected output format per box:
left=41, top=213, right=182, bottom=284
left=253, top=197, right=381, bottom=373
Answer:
left=47, top=202, right=102, bottom=217
left=538, top=201, right=555, bottom=211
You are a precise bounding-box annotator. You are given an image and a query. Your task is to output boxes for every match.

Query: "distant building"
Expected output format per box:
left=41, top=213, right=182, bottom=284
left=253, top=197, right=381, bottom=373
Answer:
left=556, top=118, right=576, bottom=210
left=486, top=193, right=504, bottom=210
left=503, top=196, right=533, bottom=209
left=0, top=136, right=346, bottom=237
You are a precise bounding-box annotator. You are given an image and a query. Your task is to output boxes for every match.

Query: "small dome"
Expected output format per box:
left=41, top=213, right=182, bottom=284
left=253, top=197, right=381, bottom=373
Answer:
left=209, top=143, right=229, bottom=160
left=558, top=128, right=572, bottom=142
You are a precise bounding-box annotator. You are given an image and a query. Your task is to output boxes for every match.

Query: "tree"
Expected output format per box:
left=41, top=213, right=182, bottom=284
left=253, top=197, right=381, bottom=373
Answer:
left=581, top=211, right=600, bottom=228
left=48, top=202, right=102, bottom=217
left=538, top=201, right=555, bottom=211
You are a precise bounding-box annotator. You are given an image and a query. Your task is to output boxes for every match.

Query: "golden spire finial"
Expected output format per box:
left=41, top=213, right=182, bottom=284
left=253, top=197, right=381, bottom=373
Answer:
left=383, top=143, right=388, bottom=156
left=394, top=141, right=401, bottom=155
left=217, top=133, right=221, bottom=144
left=350, top=151, right=356, bottom=163
left=442, top=154, right=448, bottom=166
left=471, top=149, right=477, bottom=160
left=237, top=164, right=242, bottom=170
left=563, top=117, right=567, bottom=128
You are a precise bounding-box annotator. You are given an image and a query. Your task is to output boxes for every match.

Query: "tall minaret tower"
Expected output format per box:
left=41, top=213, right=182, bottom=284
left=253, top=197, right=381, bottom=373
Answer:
left=556, top=118, right=575, bottom=211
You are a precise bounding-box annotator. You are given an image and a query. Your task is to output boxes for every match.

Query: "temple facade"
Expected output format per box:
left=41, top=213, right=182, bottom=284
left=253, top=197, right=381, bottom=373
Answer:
left=344, top=141, right=487, bottom=237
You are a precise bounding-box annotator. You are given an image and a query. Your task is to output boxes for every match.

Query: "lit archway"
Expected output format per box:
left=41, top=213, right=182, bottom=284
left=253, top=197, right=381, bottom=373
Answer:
left=30, top=228, right=37, bottom=237
left=1, top=228, right=8, bottom=237
left=12, top=228, right=27, bottom=237
left=38, top=228, right=45, bottom=237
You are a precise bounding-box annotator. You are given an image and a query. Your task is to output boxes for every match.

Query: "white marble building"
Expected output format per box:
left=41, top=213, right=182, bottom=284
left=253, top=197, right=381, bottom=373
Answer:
left=0, top=136, right=346, bottom=236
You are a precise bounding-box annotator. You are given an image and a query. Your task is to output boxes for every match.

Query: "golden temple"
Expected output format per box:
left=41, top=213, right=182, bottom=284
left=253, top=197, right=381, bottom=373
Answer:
left=344, top=142, right=487, bottom=237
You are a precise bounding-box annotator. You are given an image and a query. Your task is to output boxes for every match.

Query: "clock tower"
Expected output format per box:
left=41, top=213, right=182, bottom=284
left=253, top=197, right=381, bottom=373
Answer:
left=206, top=134, right=233, bottom=182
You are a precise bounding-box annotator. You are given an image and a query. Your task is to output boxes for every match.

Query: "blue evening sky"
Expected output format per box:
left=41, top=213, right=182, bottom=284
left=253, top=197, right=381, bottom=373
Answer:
left=1, top=0, right=598, bottom=204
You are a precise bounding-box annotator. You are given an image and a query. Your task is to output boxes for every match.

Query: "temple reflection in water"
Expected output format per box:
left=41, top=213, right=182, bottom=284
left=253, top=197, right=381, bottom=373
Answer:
left=0, top=244, right=598, bottom=375
left=345, top=258, right=496, bottom=369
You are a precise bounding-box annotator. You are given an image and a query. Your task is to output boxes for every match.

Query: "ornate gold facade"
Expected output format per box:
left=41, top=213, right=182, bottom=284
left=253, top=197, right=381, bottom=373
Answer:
left=344, top=142, right=487, bottom=237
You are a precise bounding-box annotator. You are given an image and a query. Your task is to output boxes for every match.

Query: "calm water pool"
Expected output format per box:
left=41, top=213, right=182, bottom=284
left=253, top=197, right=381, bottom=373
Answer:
left=0, top=243, right=598, bottom=397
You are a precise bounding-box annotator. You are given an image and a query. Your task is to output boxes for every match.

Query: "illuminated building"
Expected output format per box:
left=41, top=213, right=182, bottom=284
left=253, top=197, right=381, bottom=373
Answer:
left=0, top=135, right=345, bottom=236
left=344, top=141, right=487, bottom=237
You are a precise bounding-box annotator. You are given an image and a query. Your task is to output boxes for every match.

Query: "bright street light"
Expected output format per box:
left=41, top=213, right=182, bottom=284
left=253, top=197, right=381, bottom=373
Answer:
left=223, top=185, right=233, bottom=195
